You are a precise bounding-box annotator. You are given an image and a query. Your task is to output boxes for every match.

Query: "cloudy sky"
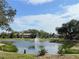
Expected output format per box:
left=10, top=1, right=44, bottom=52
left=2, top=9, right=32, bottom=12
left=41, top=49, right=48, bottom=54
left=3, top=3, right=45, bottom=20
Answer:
left=7, top=0, right=79, bottom=33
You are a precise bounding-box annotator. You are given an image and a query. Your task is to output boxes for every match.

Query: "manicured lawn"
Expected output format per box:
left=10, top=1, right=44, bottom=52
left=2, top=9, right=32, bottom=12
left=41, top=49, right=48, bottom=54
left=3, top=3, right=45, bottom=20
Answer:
left=0, top=52, right=79, bottom=59
left=38, top=54, right=79, bottom=59
left=0, top=51, right=35, bottom=59
left=58, top=42, right=79, bottom=54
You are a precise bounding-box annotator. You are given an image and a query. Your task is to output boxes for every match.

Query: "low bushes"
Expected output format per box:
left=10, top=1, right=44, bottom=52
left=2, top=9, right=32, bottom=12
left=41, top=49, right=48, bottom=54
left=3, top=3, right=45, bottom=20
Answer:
left=38, top=48, right=47, bottom=56
left=38, top=46, right=47, bottom=56
left=0, top=42, right=18, bottom=52
left=49, top=38, right=64, bottom=43
left=0, top=44, right=18, bottom=52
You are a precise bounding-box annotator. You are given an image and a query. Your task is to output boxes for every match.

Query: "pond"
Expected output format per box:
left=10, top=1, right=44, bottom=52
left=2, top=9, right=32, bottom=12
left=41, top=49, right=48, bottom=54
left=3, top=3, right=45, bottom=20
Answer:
left=0, top=40, right=62, bottom=55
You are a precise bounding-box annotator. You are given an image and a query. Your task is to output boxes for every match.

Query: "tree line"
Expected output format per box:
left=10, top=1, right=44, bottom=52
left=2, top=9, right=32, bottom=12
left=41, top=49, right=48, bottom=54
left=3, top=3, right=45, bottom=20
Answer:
left=1, top=0, right=79, bottom=41
left=0, top=29, right=56, bottom=38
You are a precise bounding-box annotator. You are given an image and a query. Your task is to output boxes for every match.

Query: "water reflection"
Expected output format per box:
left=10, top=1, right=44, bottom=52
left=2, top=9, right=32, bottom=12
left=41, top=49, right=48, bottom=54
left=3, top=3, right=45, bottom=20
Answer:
left=13, top=40, right=61, bottom=55
left=0, top=40, right=61, bottom=55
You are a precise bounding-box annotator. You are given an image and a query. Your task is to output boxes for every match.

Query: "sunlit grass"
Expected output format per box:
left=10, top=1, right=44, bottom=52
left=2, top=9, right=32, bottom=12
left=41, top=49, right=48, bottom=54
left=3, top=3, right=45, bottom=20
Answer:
left=0, top=52, right=35, bottom=59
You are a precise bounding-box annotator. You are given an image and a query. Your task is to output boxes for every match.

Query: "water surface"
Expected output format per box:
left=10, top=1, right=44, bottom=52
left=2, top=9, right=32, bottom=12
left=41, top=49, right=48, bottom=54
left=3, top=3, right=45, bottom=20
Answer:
left=0, top=40, right=61, bottom=55
left=13, top=40, right=61, bottom=55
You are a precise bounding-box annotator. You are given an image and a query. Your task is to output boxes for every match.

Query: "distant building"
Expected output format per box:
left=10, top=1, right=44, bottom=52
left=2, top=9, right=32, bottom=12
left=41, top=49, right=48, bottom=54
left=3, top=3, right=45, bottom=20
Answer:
left=19, top=33, right=32, bottom=38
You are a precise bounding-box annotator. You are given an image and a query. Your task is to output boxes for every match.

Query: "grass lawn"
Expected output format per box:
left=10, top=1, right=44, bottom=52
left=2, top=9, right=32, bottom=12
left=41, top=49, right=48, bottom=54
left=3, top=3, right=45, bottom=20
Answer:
left=0, top=51, right=35, bottom=59
left=71, top=43, right=79, bottom=50
left=0, top=51, right=79, bottom=59
left=38, top=54, right=79, bottom=59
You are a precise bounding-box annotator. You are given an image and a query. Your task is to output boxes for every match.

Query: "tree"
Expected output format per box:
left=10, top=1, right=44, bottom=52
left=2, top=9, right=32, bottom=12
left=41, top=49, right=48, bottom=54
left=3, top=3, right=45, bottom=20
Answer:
left=56, top=19, right=79, bottom=55
left=0, top=0, right=16, bottom=30
left=39, top=30, right=49, bottom=38
left=56, top=19, right=79, bottom=41
left=0, top=32, right=8, bottom=38
left=23, top=29, right=39, bottom=38
left=22, top=29, right=49, bottom=38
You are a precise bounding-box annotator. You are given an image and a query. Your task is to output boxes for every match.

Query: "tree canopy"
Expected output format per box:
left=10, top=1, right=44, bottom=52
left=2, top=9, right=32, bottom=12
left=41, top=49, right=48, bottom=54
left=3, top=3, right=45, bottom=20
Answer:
left=56, top=19, right=79, bottom=41
left=23, top=29, right=49, bottom=38
left=0, top=0, right=16, bottom=30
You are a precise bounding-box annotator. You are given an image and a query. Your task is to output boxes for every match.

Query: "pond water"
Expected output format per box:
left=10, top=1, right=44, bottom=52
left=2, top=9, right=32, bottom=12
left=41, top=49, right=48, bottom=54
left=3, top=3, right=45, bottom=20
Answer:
left=0, top=40, right=62, bottom=55
left=13, top=40, right=61, bottom=55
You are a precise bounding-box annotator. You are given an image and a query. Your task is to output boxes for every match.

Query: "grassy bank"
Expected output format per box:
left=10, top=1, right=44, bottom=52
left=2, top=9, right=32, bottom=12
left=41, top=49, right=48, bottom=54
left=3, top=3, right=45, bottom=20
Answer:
left=38, top=54, right=79, bottom=59
left=0, top=38, right=64, bottom=43
left=0, top=41, right=18, bottom=52
left=0, top=52, right=35, bottom=59
left=58, top=42, right=79, bottom=54
left=0, top=38, right=34, bottom=41
left=0, top=51, right=79, bottom=59
left=40, top=38, right=64, bottom=42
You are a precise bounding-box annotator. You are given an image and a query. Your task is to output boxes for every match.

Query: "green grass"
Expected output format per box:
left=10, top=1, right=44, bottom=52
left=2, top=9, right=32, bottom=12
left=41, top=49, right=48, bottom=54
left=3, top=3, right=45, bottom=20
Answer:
left=64, top=49, right=79, bottom=54
left=0, top=52, right=35, bottom=59
left=0, top=41, right=18, bottom=52
left=40, top=38, right=64, bottom=42
left=0, top=44, right=18, bottom=52
left=0, top=38, right=34, bottom=41
left=0, top=38, right=64, bottom=43
left=49, top=38, right=64, bottom=43
left=58, top=42, right=79, bottom=54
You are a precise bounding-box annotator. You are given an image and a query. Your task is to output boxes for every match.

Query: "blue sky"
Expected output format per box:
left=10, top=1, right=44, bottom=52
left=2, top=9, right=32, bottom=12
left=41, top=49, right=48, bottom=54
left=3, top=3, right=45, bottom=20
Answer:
left=7, top=0, right=79, bottom=33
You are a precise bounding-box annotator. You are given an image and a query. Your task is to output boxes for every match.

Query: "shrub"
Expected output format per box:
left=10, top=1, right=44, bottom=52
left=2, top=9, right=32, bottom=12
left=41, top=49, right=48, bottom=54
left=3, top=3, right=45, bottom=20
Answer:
left=0, top=44, right=18, bottom=52
left=49, top=38, right=64, bottom=43
left=38, top=46, right=47, bottom=56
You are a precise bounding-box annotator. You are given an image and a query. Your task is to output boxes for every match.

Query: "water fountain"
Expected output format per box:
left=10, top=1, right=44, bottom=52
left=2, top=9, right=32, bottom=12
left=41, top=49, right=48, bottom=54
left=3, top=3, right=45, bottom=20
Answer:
left=35, top=33, right=40, bottom=55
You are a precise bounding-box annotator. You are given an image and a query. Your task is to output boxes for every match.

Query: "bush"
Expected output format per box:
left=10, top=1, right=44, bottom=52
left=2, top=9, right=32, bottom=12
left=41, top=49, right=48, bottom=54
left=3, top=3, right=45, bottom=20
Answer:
left=58, top=46, right=64, bottom=55
left=0, top=44, right=18, bottom=52
left=38, top=46, right=47, bottom=56
left=49, top=38, right=64, bottom=43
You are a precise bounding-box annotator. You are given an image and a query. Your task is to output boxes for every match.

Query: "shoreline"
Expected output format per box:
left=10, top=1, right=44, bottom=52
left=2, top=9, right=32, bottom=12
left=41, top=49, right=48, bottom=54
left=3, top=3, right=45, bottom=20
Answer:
left=0, top=38, right=64, bottom=43
left=0, top=51, right=79, bottom=59
left=37, top=54, right=79, bottom=59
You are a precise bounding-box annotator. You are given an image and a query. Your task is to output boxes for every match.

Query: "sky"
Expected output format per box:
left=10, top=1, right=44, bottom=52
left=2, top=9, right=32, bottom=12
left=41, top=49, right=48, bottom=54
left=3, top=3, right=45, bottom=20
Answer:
left=7, top=0, right=79, bottom=33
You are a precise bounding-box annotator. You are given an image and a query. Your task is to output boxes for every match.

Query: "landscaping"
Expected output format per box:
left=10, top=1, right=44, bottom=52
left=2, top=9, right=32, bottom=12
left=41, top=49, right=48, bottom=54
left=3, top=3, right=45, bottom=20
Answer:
left=0, top=52, right=35, bottom=59
left=0, top=41, right=18, bottom=52
left=0, top=38, right=64, bottom=43
left=0, top=0, right=79, bottom=59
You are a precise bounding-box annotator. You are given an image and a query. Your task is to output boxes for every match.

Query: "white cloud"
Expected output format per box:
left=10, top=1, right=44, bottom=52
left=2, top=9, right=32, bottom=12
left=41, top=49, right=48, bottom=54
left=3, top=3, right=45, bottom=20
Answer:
left=8, top=0, right=53, bottom=5
left=11, top=14, right=68, bottom=33
left=24, top=0, right=53, bottom=5
left=11, top=3, right=79, bottom=33
left=62, top=3, right=79, bottom=19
